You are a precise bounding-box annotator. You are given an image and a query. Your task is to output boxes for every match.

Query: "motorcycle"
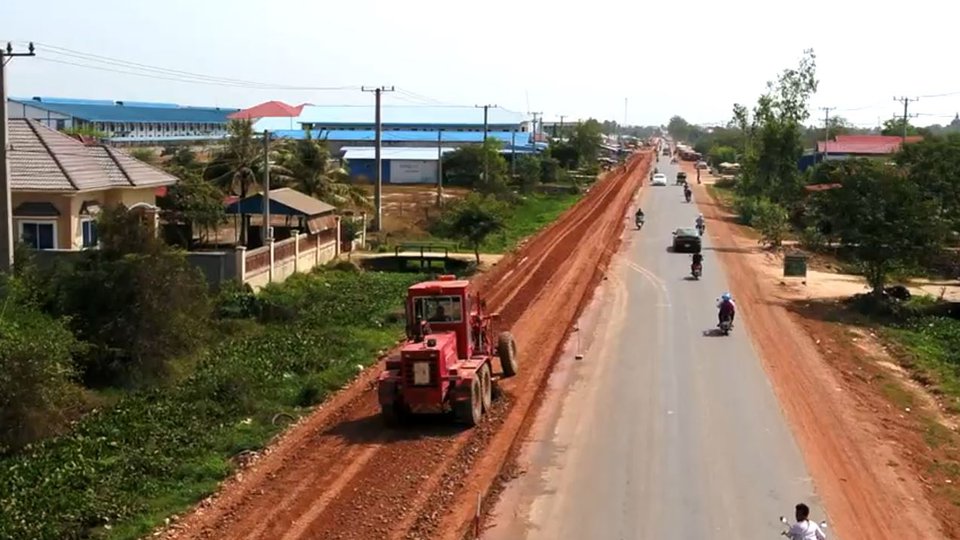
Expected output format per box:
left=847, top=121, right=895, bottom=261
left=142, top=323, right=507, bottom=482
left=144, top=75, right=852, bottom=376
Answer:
left=779, top=515, right=828, bottom=537
left=684, top=190, right=692, bottom=203
left=691, top=262, right=702, bottom=280
left=636, top=216, right=645, bottom=230
left=719, top=316, right=733, bottom=336
left=696, top=222, right=705, bottom=236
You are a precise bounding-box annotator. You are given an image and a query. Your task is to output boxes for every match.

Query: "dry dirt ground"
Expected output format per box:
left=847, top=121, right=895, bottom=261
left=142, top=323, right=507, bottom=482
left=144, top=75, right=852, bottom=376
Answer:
left=686, top=159, right=960, bottom=539
left=158, top=153, right=652, bottom=540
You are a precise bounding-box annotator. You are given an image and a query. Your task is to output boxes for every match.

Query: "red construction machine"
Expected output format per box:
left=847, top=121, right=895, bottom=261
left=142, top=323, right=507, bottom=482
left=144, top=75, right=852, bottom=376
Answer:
left=377, top=275, right=518, bottom=426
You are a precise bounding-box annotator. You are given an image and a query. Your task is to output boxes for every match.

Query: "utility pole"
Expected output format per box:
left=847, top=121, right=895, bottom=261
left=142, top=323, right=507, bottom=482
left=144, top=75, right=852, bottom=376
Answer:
left=363, top=85, right=394, bottom=231
left=558, top=115, right=567, bottom=137
left=262, top=130, right=271, bottom=244
left=819, top=106, right=835, bottom=160
left=529, top=112, right=542, bottom=142
left=0, top=42, right=35, bottom=272
left=475, top=104, right=498, bottom=185
left=893, top=96, right=919, bottom=142
left=436, top=130, right=443, bottom=207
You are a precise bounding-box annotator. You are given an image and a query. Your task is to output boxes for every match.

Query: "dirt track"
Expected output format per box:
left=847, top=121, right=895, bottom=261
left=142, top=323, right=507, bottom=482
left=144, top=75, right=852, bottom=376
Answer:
left=164, top=153, right=650, bottom=540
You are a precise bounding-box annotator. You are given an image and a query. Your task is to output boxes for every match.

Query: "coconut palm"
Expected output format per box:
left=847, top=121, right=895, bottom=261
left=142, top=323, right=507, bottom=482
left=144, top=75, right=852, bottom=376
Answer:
left=275, top=132, right=370, bottom=209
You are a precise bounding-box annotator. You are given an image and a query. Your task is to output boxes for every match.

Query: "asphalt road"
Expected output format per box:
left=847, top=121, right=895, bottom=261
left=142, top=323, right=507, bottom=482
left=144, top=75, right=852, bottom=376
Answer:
left=486, top=156, right=827, bottom=539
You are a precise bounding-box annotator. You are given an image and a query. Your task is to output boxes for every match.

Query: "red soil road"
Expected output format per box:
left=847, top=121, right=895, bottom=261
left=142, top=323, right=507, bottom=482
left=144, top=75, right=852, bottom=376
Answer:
left=163, top=154, right=650, bottom=540
left=690, top=166, right=944, bottom=539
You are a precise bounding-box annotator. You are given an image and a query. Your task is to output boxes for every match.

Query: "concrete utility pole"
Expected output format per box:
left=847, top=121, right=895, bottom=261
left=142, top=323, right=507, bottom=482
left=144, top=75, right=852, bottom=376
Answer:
left=529, top=112, right=542, bottom=142
left=436, top=130, right=443, bottom=207
left=558, top=115, right=567, bottom=137
left=819, top=106, right=835, bottom=160
left=363, top=85, right=394, bottom=231
left=0, top=42, right=35, bottom=272
left=262, top=130, right=271, bottom=244
left=475, top=104, right=498, bottom=184
left=893, top=96, right=919, bottom=142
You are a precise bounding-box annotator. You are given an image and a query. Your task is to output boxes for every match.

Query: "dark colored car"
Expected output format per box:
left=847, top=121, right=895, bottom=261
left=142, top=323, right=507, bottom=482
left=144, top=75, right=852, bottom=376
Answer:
left=672, top=227, right=702, bottom=252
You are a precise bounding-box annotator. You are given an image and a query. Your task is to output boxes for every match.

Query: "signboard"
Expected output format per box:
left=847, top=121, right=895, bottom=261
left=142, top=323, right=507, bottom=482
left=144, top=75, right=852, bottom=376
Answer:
left=783, top=252, right=808, bottom=277
left=390, top=160, right=438, bottom=184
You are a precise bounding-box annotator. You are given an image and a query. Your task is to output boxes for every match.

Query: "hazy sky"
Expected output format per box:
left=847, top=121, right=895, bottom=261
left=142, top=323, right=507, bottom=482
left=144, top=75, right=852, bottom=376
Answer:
left=2, top=0, right=958, bottom=127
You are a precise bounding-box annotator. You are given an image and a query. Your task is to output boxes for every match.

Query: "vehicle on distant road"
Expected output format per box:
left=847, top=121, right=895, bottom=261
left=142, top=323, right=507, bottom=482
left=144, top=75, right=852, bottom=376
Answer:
left=672, top=227, right=701, bottom=252
left=695, top=160, right=709, bottom=169
left=651, top=173, right=667, bottom=186
left=662, top=147, right=671, bottom=156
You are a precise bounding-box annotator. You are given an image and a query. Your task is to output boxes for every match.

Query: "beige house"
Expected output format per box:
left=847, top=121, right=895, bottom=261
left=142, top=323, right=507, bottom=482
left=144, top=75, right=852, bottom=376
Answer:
left=8, top=118, right=177, bottom=250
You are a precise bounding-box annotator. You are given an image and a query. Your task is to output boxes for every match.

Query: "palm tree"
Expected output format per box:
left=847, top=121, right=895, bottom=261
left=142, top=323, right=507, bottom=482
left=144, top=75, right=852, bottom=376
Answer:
left=275, top=132, right=370, bottom=210
left=205, top=119, right=266, bottom=245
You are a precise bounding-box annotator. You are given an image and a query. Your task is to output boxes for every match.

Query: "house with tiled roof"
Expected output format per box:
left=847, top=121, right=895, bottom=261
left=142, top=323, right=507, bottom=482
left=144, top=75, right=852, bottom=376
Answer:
left=8, top=118, right=177, bottom=250
left=817, top=134, right=923, bottom=157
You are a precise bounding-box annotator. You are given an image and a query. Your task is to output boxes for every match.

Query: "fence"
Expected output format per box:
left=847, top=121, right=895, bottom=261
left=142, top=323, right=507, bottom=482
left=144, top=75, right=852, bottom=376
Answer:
left=241, top=223, right=341, bottom=291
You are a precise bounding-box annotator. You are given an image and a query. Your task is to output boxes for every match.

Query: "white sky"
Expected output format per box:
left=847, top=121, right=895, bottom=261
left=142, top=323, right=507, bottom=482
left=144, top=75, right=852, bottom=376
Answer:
left=2, top=0, right=958, bottom=127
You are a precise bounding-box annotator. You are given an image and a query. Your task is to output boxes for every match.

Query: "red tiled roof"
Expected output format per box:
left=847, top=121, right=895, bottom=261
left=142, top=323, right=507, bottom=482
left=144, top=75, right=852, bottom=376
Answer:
left=804, top=183, right=842, bottom=192
left=817, top=134, right=923, bottom=155
left=229, top=101, right=309, bottom=120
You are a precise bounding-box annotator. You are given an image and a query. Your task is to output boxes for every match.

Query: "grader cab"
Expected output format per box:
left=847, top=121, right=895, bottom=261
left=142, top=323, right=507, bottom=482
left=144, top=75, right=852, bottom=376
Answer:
left=377, top=275, right=518, bottom=426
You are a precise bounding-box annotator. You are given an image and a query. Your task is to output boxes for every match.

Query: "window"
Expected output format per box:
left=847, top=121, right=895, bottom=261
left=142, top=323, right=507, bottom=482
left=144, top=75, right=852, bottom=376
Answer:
left=19, top=221, right=56, bottom=250
left=413, top=295, right=463, bottom=323
left=81, top=219, right=98, bottom=248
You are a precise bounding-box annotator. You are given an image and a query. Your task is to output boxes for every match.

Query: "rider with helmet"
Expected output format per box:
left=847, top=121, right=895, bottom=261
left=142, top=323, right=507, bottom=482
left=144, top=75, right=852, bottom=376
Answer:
left=696, top=213, right=705, bottom=232
left=717, top=292, right=736, bottom=326
left=691, top=251, right=704, bottom=275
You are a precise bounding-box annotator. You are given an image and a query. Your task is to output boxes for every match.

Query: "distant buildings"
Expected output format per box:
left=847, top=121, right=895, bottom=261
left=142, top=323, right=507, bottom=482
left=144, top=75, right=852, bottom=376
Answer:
left=236, top=102, right=545, bottom=184
left=8, top=96, right=237, bottom=144
left=816, top=134, right=923, bottom=159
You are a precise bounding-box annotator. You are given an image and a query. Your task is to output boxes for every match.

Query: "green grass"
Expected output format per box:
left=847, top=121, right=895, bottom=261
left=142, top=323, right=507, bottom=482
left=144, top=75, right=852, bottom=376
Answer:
left=706, top=182, right=736, bottom=208
left=480, top=192, right=580, bottom=253
left=884, top=317, right=960, bottom=414
left=0, top=269, right=424, bottom=540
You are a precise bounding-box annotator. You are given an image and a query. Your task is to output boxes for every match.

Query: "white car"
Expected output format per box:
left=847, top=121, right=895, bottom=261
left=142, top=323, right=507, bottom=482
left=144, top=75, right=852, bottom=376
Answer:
left=651, top=173, right=667, bottom=186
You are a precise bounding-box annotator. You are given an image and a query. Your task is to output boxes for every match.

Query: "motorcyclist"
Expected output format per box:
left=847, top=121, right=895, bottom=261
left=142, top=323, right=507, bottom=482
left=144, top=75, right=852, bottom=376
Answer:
left=696, top=213, right=705, bottom=233
left=717, top=292, right=736, bottom=326
left=784, top=503, right=826, bottom=540
left=683, top=185, right=692, bottom=202
left=635, top=208, right=645, bottom=226
left=691, top=252, right=703, bottom=274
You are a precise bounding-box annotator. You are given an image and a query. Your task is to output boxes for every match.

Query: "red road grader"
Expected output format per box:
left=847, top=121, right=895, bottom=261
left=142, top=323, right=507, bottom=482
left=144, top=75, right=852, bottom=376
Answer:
left=377, top=275, right=518, bottom=426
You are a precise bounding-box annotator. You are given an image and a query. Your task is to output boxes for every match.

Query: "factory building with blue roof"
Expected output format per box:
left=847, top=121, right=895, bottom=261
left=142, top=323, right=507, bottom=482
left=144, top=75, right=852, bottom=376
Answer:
left=8, top=96, right=238, bottom=144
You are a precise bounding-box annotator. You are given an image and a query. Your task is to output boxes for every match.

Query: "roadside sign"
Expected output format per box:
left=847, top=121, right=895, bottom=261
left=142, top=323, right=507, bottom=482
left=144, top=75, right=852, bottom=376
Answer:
left=783, top=252, right=807, bottom=277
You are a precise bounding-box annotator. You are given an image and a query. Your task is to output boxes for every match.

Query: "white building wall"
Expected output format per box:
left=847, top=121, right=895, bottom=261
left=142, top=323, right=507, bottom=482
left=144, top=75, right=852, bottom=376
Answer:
left=7, top=101, right=73, bottom=130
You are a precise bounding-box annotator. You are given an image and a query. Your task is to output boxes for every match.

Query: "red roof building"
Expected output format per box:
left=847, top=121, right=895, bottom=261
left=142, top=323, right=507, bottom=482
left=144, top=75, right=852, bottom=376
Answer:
left=228, top=101, right=309, bottom=121
left=817, top=134, right=922, bottom=155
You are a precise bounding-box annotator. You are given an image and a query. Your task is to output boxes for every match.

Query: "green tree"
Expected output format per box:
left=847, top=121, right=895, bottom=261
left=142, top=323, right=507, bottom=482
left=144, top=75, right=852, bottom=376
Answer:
left=516, top=154, right=542, bottom=193
left=570, top=119, right=604, bottom=168
left=707, top=145, right=738, bottom=167
left=159, top=175, right=227, bottom=246
left=443, top=194, right=506, bottom=263
left=734, top=49, right=819, bottom=212
left=541, top=155, right=561, bottom=183
left=62, top=124, right=106, bottom=138
left=667, top=116, right=692, bottom=141
left=0, top=278, right=82, bottom=453
left=881, top=117, right=920, bottom=137
left=895, top=133, right=960, bottom=231
left=809, top=159, right=945, bottom=294
left=546, top=139, right=579, bottom=169
left=128, top=147, right=158, bottom=164
left=442, top=139, right=509, bottom=195
left=50, top=206, right=211, bottom=386
left=753, top=199, right=789, bottom=247
left=205, top=119, right=265, bottom=245
left=275, top=132, right=369, bottom=209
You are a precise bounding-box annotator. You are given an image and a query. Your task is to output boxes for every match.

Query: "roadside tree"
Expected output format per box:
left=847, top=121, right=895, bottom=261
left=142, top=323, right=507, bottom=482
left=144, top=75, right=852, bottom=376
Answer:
left=443, top=194, right=506, bottom=263
left=516, top=154, right=542, bottom=193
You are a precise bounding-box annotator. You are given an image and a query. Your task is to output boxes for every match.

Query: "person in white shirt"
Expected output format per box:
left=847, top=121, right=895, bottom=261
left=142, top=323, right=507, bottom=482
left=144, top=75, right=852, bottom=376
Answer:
left=785, top=503, right=826, bottom=540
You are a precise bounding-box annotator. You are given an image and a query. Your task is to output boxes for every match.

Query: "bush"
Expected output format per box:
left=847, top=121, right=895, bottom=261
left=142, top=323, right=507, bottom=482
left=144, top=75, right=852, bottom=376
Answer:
left=799, top=225, right=826, bottom=251
left=215, top=281, right=261, bottom=319
left=0, top=296, right=83, bottom=453
left=541, top=156, right=561, bottom=183
left=753, top=199, right=789, bottom=247
left=733, top=195, right=762, bottom=225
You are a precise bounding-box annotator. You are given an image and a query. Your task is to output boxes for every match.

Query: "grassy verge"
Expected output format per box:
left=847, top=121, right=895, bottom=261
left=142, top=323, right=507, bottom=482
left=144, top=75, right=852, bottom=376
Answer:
left=883, top=315, right=960, bottom=414
left=0, top=269, right=423, bottom=540
left=706, top=182, right=736, bottom=209
left=480, top=192, right=580, bottom=253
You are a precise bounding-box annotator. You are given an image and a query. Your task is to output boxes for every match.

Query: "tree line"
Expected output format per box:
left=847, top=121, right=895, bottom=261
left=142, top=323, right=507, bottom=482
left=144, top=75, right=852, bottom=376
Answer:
left=674, top=49, right=960, bottom=295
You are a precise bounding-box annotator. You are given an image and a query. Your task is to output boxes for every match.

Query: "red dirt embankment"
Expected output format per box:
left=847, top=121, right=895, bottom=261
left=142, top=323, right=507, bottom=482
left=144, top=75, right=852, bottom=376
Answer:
left=164, top=153, right=650, bottom=540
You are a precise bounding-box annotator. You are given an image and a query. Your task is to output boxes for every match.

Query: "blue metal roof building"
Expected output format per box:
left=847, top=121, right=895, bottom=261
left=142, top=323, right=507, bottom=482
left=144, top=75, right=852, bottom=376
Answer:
left=8, top=96, right=238, bottom=144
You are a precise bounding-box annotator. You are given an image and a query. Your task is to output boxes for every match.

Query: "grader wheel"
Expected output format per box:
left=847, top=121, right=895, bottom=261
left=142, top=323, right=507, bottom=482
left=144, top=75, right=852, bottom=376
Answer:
left=479, top=364, right=492, bottom=412
left=454, top=377, right=483, bottom=426
left=498, top=331, right=519, bottom=377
